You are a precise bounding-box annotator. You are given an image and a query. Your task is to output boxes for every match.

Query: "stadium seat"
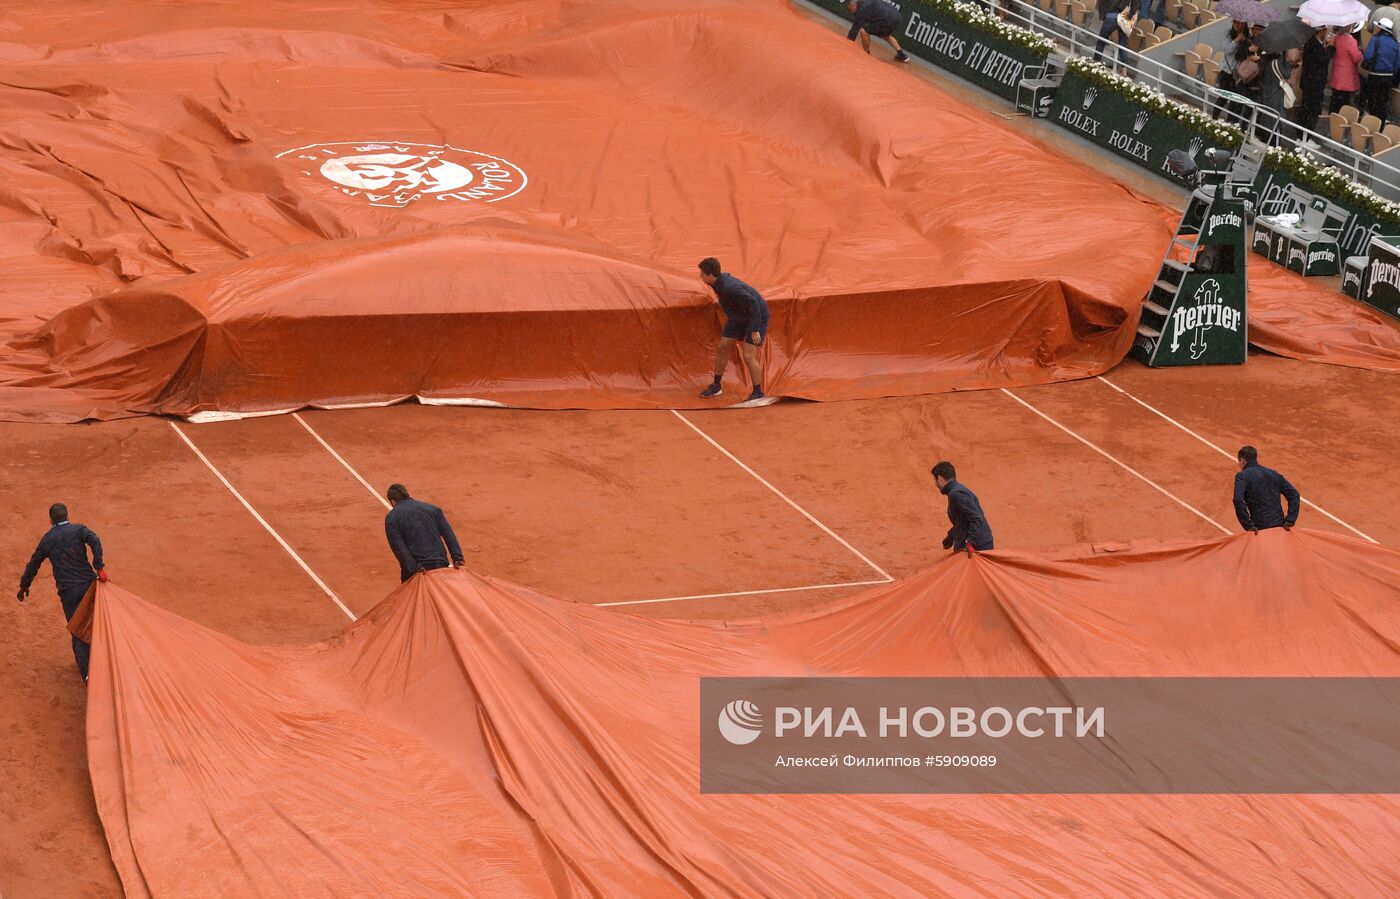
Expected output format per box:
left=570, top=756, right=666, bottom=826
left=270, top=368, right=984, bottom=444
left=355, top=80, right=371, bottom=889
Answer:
left=1372, top=132, right=1395, bottom=154
left=1329, top=112, right=1351, bottom=144
left=1389, top=89, right=1400, bottom=123
left=1339, top=104, right=1361, bottom=125
left=1184, top=50, right=1203, bottom=78
left=1351, top=116, right=1376, bottom=153
left=1384, top=123, right=1400, bottom=143
left=1155, top=25, right=1173, bottom=41
left=1072, top=2, right=1094, bottom=29
left=1202, top=59, right=1220, bottom=85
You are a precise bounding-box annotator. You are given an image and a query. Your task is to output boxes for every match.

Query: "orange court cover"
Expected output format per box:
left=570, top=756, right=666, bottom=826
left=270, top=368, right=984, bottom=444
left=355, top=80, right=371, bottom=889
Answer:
left=82, top=528, right=1400, bottom=897
left=3, top=0, right=1396, bottom=423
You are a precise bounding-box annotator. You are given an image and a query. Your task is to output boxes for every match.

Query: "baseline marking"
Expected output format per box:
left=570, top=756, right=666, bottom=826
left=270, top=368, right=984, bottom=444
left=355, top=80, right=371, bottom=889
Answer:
left=1096, top=376, right=1378, bottom=544
left=293, top=413, right=391, bottom=509
left=596, top=578, right=891, bottom=608
left=169, top=422, right=357, bottom=620
left=670, top=410, right=894, bottom=581
left=1000, top=389, right=1232, bottom=535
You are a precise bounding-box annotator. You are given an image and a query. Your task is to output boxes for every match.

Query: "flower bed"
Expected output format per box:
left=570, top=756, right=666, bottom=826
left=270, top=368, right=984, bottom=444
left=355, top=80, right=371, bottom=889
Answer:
left=810, top=0, right=1052, bottom=101
left=1049, top=63, right=1242, bottom=179
left=911, top=0, right=1055, bottom=59
left=1064, top=59, right=1244, bottom=149
left=1253, top=148, right=1400, bottom=257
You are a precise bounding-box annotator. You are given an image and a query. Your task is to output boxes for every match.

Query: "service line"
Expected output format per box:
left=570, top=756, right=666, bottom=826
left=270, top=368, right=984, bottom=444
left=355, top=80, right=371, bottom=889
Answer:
left=1096, top=376, right=1377, bottom=544
left=670, top=409, right=895, bottom=582
left=169, top=422, right=358, bottom=621
left=596, top=578, right=892, bottom=608
left=1000, top=389, right=1233, bottom=535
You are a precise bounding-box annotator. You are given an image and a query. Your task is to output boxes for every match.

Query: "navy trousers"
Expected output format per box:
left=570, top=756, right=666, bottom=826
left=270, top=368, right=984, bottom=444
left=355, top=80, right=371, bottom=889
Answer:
left=58, top=583, right=92, bottom=679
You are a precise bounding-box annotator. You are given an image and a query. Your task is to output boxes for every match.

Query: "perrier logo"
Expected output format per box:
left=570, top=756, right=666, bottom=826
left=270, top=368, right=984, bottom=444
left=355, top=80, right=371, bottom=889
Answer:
left=1169, top=279, right=1241, bottom=359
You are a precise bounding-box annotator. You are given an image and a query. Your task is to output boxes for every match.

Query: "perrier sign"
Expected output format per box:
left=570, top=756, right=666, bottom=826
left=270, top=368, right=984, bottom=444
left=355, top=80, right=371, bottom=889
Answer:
left=1134, top=193, right=1248, bottom=367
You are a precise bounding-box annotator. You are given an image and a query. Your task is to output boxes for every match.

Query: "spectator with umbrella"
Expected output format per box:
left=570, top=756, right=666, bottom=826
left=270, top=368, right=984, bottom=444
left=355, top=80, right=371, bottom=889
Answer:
left=1298, top=24, right=1337, bottom=130
left=1220, top=20, right=1250, bottom=92
left=1330, top=22, right=1364, bottom=112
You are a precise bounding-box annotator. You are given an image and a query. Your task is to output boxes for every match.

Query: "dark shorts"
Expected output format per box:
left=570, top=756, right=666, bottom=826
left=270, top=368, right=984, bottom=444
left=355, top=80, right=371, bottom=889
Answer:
left=722, top=318, right=768, bottom=345
left=864, top=21, right=898, bottom=37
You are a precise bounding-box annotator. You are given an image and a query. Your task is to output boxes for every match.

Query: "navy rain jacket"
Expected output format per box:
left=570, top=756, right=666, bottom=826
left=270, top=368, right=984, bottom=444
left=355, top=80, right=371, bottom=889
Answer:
left=385, top=498, right=466, bottom=582
left=848, top=0, right=902, bottom=39
left=20, top=522, right=104, bottom=595
left=1233, top=461, right=1300, bottom=531
left=710, top=273, right=769, bottom=332
left=940, top=480, right=994, bottom=552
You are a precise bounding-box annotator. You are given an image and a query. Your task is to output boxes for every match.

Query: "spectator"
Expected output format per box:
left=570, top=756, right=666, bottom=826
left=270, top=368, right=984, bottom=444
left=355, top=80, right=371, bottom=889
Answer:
left=1361, top=17, right=1399, bottom=121
left=1330, top=23, right=1363, bottom=112
left=1139, top=0, right=1165, bottom=28
left=1297, top=26, right=1333, bottom=131
left=1218, top=20, right=1248, bottom=92
left=1094, top=3, right=1138, bottom=72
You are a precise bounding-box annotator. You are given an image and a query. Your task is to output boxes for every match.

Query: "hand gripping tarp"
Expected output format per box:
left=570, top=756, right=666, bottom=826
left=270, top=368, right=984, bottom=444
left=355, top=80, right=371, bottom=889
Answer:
left=80, top=528, right=1400, bottom=897
left=2, top=0, right=1394, bottom=422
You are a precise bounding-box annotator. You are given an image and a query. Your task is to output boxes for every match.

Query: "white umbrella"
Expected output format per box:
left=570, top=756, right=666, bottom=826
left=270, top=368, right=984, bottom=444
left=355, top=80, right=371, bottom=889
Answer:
left=1296, top=0, right=1370, bottom=27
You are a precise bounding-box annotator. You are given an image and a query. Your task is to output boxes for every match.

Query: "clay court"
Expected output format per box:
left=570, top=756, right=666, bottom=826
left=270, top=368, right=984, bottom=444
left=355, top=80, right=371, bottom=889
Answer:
left=3, top=350, right=1398, bottom=895
left=4, top=0, right=1400, bottom=895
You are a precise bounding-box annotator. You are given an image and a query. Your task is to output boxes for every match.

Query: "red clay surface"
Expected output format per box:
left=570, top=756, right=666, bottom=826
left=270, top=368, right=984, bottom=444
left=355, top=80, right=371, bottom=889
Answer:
left=2, top=350, right=1398, bottom=896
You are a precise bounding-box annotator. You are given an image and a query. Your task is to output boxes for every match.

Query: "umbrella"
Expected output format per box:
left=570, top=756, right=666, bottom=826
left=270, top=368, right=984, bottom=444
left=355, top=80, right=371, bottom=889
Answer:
left=1255, top=16, right=1320, bottom=52
left=1216, top=0, right=1280, bottom=24
left=1295, top=0, right=1370, bottom=27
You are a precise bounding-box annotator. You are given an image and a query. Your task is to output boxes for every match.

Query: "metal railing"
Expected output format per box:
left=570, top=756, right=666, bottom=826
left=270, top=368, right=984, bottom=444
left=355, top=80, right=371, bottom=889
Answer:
left=995, top=1, right=1400, bottom=200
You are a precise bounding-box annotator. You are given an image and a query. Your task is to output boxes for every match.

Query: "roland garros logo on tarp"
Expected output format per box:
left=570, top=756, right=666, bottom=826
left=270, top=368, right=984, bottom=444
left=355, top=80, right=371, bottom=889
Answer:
left=277, top=141, right=527, bottom=208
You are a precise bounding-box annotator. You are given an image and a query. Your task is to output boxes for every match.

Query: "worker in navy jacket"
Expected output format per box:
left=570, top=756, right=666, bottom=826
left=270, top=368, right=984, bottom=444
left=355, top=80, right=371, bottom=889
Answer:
left=846, top=0, right=911, bottom=63
left=384, top=484, right=466, bottom=582
left=698, top=257, right=769, bottom=403
left=16, top=503, right=107, bottom=681
left=1233, top=446, right=1300, bottom=532
left=932, top=461, right=994, bottom=552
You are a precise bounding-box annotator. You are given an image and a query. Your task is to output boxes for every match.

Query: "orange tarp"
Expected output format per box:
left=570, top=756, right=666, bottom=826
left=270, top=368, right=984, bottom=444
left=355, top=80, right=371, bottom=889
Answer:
left=84, top=529, right=1400, bottom=897
left=0, top=0, right=1396, bottom=422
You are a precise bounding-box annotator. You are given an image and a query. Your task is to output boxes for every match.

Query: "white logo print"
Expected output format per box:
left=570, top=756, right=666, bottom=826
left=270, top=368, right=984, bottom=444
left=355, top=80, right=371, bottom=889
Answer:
left=1168, top=278, right=1241, bottom=358
left=277, top=141, right=527, bottom=208
left=718, top=700, right=763, bottom=745
left=1187, top=136, right=1204, bottom=159
left=1133, top=110, right=1149, bottom=134
left=1083, top=86, right=1098, bottom=109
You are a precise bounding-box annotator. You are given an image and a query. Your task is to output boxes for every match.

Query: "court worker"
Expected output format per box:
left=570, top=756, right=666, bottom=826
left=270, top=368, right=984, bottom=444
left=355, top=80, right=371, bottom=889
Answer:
left=16, top=503, right=107, bottom=682
left=1233, top=445, right=1300, bottom=532
left=384, top=484, right=466, bottom=581
left=932, top=461, right=994, bottom=553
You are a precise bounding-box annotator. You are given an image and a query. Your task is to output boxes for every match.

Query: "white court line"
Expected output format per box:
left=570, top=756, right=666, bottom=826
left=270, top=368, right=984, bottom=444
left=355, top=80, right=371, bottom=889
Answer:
left=596, top=578, right=891, bottom=608
left=670, top=410, right=894, bottom=581
left=1096, top=376, right=1378, bottom=544
left=168, top=422, right=358, bottom=621
left=1000, top=389, right=1233, bottom=536
left=293, top=413, right=391, bottom=509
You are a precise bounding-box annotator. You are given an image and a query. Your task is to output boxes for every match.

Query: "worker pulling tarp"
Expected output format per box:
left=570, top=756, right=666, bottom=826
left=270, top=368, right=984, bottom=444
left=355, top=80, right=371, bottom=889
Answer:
left=0, top=0, right=1395, bottom=422
left=80, top=529, right=1400, bottom=897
